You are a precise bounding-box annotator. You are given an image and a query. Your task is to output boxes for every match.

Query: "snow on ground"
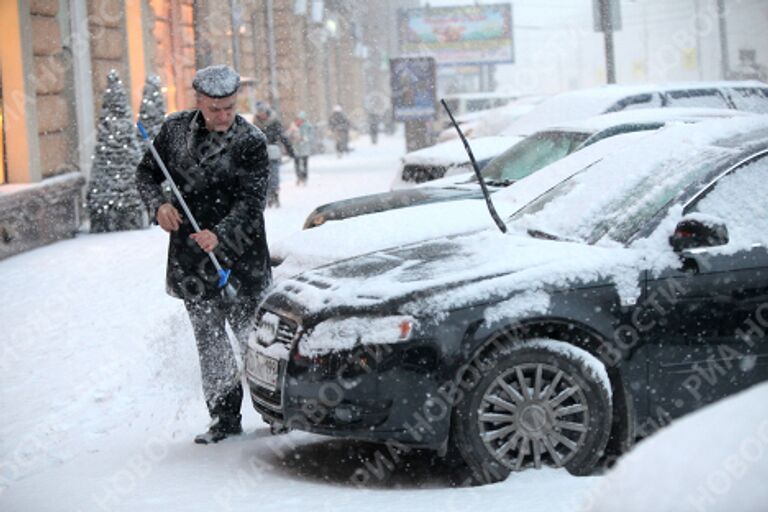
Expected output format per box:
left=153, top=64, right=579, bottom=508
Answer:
left=0, top=131, right=600, bottom=511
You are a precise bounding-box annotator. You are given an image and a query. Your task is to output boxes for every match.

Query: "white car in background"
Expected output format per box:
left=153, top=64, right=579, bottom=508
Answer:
left=435, top=95, right=547, bottom=142
left=392, top=80, right=768, bottom=189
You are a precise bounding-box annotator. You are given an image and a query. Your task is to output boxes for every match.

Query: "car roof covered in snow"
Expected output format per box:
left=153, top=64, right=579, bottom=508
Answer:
left=401, top=135, right=524, bottom=166
left=547, top=107, right=754, bottom=133
left=499, top=81, right=768, bottom=137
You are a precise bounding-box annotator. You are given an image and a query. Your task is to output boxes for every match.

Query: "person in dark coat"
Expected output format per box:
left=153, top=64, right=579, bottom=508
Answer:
left=328, top=105, right=350, bottom=157
left=135, top=65, right=272, bottom=444
left=253, top=103, right=294, bottom=208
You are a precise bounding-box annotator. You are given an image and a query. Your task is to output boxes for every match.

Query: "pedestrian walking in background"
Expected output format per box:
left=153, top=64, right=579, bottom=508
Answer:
left=253, top=102, right=294, bottom=207
left=287, top=111, right=313, bottom=185
left=135, top=65, right=272, bottom=445
left=328, top=105, right=350, bottom=157
left=367, top=111, right=380, bottom=145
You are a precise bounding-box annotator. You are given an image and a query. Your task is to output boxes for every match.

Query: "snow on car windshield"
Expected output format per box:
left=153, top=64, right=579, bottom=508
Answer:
left=506, top=117, right=768, bottom=245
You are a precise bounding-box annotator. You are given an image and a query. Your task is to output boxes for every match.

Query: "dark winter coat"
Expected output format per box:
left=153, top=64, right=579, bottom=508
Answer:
left=136, top=110, right=272, bottom=301
left=329, top=111, right=350, bottom=133
left=253, top=113, right=294, bottom=159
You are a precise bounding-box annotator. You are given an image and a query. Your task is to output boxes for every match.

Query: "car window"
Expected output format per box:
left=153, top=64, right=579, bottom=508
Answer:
left=665, top=89, right=731, bottom=109
left=507, top=144, right=727, bottom=244
left=465, top=99, right=494, bottom=112
left=607, top=93, right=663, bottom=112
left=480, top=131, right=591, bottom=182
left=444, top=98, right=460, bottom=114
left=687, top=154, right=768, bottom=245
left=728, top=87, right=768, bottom=114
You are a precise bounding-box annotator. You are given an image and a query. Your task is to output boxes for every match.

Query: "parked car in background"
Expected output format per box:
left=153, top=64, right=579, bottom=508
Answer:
left=247, top=116, right=768, bottom=485
left=393, top=81, right=768, bottom=188
left=439, top=91, right=524, bottom=125
left=275, top=130, right=654, bottom=277
left=392, top=134, right=524, bottom=189
left=304, top=108, right=751, bottom=230
left=435, top=95, right=546, bottom=142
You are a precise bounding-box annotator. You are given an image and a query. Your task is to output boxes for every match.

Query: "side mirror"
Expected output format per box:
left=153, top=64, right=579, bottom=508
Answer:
left=669, top=215, right=729, bottom=252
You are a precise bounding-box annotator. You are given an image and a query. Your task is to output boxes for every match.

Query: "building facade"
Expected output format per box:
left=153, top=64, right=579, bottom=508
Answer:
left=0, top=0, right=411, bottom=260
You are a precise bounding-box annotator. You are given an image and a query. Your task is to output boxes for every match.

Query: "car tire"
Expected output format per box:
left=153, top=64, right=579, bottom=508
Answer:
left=451, top=339, right=612, bottom=484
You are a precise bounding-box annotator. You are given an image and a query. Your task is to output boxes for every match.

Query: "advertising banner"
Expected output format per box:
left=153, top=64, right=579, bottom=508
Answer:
left=398, top=4, right=514, bottom=66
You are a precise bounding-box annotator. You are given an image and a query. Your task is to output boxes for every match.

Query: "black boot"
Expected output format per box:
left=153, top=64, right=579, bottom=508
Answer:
left=194, top=416, right=243, bottom=444
left=195, top=384, right=243, bottom=444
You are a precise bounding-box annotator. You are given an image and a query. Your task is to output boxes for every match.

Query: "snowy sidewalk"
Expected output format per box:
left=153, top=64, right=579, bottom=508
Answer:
left=0, top=132, right=597, bottom=511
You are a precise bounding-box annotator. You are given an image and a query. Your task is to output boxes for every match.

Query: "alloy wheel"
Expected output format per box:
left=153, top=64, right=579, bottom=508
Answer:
left=477, top=362, right=590, bottom=470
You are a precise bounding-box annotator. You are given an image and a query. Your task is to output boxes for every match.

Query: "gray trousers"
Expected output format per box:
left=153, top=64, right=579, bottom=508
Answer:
left=184, top=294, right=259, bottom=427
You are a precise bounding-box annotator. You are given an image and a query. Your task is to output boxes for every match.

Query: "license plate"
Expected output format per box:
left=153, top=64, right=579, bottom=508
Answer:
left=251, top=352, right=279, bottom=391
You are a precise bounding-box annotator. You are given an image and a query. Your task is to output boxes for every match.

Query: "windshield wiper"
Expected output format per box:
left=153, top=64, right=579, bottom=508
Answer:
left=527, top=228, right=565, bottom=241
left=485, top=178, right=516, bottom=187
left=441, top=99, right=507, bottom=234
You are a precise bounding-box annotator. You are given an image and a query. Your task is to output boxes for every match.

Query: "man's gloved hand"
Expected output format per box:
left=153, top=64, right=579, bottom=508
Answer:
left=157, top=203, right=182, bottom=232
left=190, top=230, right=219, bottom=253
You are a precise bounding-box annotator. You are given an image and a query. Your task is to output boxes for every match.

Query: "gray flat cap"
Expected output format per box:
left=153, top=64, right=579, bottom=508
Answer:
left=192, top=65, right=240, bottom=98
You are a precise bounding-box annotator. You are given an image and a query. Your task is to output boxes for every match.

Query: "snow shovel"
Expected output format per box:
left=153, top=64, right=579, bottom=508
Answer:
left=137, top=121, right=237, bottom=299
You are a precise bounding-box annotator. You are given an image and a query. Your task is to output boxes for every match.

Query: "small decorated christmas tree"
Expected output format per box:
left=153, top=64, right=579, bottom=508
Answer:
left=86, top=70, right=147, bottom=233
left=138, top=74, right=166, bottom=139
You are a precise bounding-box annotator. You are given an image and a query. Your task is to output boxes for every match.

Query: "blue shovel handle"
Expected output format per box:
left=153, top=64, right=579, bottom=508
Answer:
left=137, top=121, right=149, bottom=140
left=217, top=268, right=231, bottom=288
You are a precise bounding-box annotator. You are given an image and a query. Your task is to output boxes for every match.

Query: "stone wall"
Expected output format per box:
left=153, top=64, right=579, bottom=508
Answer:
left=30, top=0, right=76, bottom=178
left=0, top=173, right=84, bottom=260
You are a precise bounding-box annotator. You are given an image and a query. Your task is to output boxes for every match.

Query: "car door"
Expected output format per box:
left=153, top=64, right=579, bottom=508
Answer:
left=640, top=152, right=768, bottom=419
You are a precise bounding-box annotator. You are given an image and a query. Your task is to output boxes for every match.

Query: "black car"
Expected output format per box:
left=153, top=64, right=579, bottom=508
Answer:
left=247, top=117, right=768, bottom=484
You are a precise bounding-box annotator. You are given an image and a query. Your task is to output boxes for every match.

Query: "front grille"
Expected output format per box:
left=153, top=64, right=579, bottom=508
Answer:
left=275, top=317, right=298, bottom=346
left=250, top=309, right=301, bottom=423
left=254, top=310, right=300, bottom=349
left=402, top=164, right=447, bottom=184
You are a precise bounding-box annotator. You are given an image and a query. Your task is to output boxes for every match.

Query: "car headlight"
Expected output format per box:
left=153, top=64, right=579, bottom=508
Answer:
left=303, top=213, right=327, bottom=229
left=297, top=315, right=416, bottom=359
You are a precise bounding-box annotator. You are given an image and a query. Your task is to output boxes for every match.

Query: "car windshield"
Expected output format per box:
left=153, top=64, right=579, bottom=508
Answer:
left=665, top=88, right=731, bottom=109
left=480, top=130, right=591, bottom=184
left=729, top=87, right=768, bottom=114
left=506, top=140, right=734, bottom=245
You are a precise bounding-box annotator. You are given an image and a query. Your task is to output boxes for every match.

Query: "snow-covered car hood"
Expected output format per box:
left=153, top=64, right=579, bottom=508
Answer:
left=270, top=229, right=645, bottom=318
left=304, top=186, right=482, bottom=229
left=273, top=198, right=504, bottom=280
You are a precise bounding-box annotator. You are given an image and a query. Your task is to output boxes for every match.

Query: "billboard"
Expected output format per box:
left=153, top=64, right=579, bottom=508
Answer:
left=398, top=4, right=514, bottom=66
left=390, top=57, right=437, bottom=121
